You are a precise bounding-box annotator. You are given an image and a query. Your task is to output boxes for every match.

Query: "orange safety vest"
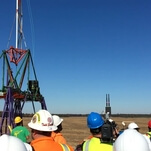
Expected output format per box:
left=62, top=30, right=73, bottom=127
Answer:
left=60, top=143, right=74, bottom=151
left=31, top=136, right=63, bottom=151
left=31, top=136, right=74, bottom=151
left=51, top=131, right=67, bottom=144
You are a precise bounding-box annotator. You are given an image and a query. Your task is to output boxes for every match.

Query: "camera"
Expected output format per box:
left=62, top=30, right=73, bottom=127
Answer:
left=101, top=119, right=117, bottom=143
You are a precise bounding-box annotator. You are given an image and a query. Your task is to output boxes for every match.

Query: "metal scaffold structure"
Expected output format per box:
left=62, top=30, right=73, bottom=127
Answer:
left=0, top=0, right=47, bottom=135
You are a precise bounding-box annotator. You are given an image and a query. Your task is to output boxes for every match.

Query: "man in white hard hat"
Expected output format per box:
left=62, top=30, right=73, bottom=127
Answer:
left=113, top=129, right=150, bottom=151
left=28, top=109, right=74, bottom=151
left=51, top=115, right=67, bottom=144
left=128, top=122, right=151, bottom=150
left=0, top=134, right=27, bottom=151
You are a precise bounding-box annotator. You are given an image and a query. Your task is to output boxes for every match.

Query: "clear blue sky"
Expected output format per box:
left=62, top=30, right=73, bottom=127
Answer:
left=0, top=0, right=151, bottom=114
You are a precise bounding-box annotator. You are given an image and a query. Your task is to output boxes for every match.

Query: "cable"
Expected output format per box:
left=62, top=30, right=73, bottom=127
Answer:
left=7, top=15, right=16, bottom=49
left=26, top=0, right=35, bottom=58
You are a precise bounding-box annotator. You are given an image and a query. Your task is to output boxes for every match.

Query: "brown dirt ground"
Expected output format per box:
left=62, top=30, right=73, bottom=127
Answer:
left=21, top=116, right=151, bottom=149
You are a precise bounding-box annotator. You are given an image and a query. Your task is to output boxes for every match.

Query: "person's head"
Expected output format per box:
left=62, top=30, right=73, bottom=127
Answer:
left=128, top=122, right=140, bottom=132
left=28, top=109, right=57, bottom=139
left=87, top=112, right=104, bottom=136
left=113, top=129, right=150, bottom=151
left=14, top=116, right=23, bottom=126
left=0, top=134, right=27, bottom=151
left=53, top=115, right=63, bottom=132
left=148, top=120, right=151, bottom=131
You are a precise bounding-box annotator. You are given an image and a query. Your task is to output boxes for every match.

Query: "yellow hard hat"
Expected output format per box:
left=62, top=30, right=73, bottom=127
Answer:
left=14, top=116, right=22, bottom=124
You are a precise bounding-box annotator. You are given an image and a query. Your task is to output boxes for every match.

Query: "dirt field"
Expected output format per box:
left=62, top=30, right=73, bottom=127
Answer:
left=21, top=116, right=151, bottom=149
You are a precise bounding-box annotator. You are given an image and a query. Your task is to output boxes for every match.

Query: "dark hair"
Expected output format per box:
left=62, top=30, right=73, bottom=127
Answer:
left=148, top=127, right=151, bottom=132
left=32, top=129, right=51, bottom=136
left=16, top=121, right=23, bottom=126
left=135, top=128, right=140, bottom=131
left=55, top=124, right=62, bottom=133
left=90, top=126, right=102, bottom=135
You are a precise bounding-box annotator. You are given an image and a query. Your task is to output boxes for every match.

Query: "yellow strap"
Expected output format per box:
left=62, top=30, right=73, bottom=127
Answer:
left=60, top=144, right=70, bottom=151
left=8, top=125, right=12, bottom=133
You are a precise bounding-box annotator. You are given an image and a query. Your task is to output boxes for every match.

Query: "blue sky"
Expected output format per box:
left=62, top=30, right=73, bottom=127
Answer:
left=0, top=0, right=151, bottom=114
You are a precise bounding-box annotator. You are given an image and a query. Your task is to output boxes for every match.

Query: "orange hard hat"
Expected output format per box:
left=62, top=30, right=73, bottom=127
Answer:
left=148, top=120, right=151, bottom=128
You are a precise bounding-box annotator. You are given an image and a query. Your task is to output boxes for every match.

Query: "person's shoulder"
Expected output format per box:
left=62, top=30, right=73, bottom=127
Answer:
left=55, top=132, right=63, bottom=137
left=88, top=137, right=100, bottom=142
left=31, top=139, right=64, bottom=151
left=86, top=137, right=113, bottom=147
left=51, top=141, right=67, bottom=151
left=12, top=126, right=19, bottom=130
left=83, top=138, right=112, bottom=150
left=146, top=132, right=151, bottom=136
left=59, top=143, right=74, bottom=151
left=24, top=143, right=33, bottom=151
left=22, top=126, right=29, bottom=130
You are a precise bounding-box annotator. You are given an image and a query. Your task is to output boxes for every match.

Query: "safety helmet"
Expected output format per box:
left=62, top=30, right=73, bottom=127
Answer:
left=113, top=129, right=150, bottom=151
left=0, top=134, right=27, bottom=151
left=108, top=119, right=113, bottom=123
left=15, top=116, right=22, bottom=124
left=122, top=121, right=126, bottom=126
left=53, top=115, right=63, bottom=126
left=24, top=142, right=33, bottom=151
left=87, top=112, right=104, bottom=129
left=28, top=109, right=57, bottom=131
left=128, top=122, right=139, bottom=129
left=148, top=120, right=151, bottom=128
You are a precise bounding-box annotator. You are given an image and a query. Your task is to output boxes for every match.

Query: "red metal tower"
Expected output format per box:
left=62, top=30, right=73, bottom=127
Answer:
left=0, top=0, right=47, bottom=135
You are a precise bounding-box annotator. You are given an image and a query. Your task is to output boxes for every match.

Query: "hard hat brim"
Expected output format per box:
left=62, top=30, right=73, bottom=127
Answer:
left=56, top=118, right=63, bottom=126
left=15, top=118, right=22, bottom=124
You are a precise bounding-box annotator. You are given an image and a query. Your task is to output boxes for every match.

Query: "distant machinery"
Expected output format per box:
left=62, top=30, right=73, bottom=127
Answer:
left=0, top=0, right=47, bottom=135
left=105, top=94, right=111, bottom=116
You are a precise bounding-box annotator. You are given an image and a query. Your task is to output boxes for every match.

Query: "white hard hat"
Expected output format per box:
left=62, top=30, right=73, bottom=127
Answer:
left=0, top=134, right=27, bottom=151
left=53, top=115, right=63, bottom=126
left=122, top=121, right=125, bottom=126
left=113, top=129, right=150, bottom=151
left=108, top=119, right=113, bottom=123
left=128, top=122, right=139, bottom=129
left=143, top=134, right=151, bottom=150
left=24, top=143, right=33, bottom=151
left=28, top=109, right=57, bottom=131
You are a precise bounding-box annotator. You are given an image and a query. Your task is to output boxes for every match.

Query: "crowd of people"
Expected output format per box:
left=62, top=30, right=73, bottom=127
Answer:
left=0, top=110, right=151, bottom=151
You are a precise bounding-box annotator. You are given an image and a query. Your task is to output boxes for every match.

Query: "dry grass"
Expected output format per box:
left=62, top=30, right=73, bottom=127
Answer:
left=1, top=116, right=151, bottom=149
